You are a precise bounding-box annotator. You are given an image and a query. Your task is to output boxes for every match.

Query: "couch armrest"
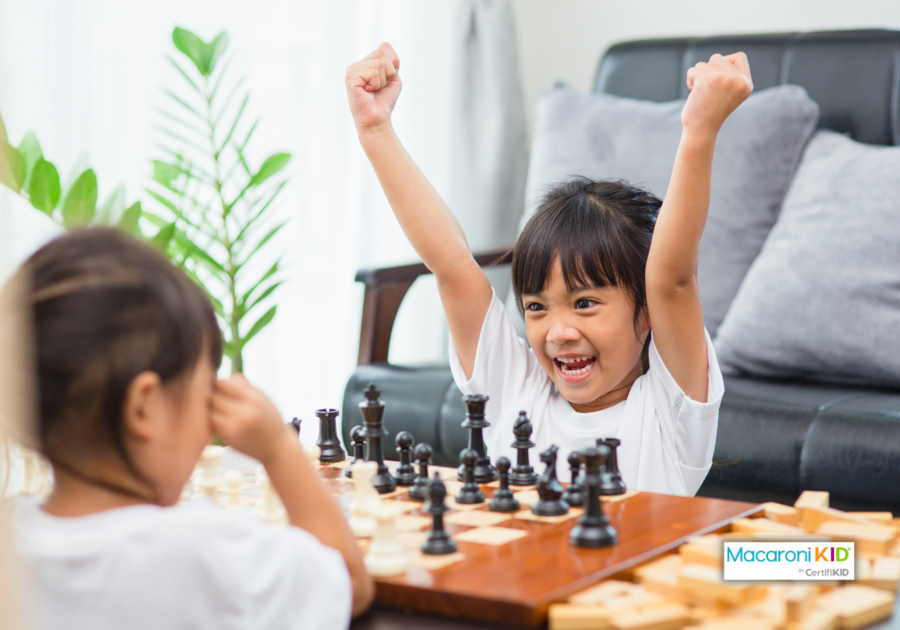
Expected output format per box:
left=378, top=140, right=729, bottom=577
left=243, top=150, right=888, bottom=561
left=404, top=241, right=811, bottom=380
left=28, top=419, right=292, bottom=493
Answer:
left=355, top=248, right=513, bottom=365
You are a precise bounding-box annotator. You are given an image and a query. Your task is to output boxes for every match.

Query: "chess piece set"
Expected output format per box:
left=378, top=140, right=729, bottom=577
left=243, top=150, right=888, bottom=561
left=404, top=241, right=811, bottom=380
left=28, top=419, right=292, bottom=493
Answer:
left=331, top=385, right=632, bottom=579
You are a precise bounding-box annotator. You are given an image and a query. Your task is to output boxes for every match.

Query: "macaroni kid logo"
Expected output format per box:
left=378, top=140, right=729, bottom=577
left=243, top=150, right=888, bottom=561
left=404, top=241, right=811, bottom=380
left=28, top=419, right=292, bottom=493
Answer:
left=723, top=542, right=855, bottom=581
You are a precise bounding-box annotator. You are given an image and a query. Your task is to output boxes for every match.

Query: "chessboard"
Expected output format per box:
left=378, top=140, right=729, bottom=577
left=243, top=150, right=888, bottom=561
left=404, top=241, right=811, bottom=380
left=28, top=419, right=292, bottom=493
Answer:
left=317, top=459, right=760, bottom=627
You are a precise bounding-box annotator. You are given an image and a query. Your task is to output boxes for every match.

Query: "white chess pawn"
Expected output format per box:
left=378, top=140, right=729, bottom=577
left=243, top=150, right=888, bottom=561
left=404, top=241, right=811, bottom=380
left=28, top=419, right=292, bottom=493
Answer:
left=222, top=469, right=244, bottom=510
left=304, top=443, right=321, bottom=462
left=194, top=445, right=223, bottom=501
left=255, top=465, right=287, bottom=525
left=348, top=461, right=379, bottom=538
left=364, top=505, right=408, bottom=577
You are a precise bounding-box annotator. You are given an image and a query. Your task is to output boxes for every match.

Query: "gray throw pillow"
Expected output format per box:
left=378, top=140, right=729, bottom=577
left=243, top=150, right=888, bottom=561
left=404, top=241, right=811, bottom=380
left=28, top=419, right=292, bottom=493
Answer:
left=514, top=82, right=819, bottom=338
left=714, top=130, right=900, bottom=387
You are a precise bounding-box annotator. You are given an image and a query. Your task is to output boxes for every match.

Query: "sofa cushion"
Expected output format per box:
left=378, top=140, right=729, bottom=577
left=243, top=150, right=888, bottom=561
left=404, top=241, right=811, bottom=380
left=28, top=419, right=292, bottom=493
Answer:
left=516, top=82, right=818, bottom=337
left=715, top=131, right=900, bottom=387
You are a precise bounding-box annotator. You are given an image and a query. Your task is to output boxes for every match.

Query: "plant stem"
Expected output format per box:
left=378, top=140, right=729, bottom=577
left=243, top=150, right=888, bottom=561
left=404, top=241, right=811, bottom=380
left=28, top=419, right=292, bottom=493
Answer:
left=203, top=75, right=242, bottom=373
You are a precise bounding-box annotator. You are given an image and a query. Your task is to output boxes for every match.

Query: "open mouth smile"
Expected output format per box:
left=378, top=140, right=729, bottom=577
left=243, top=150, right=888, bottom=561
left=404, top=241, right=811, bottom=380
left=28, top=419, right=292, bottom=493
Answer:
left=553, top=355, right=597, bottom=382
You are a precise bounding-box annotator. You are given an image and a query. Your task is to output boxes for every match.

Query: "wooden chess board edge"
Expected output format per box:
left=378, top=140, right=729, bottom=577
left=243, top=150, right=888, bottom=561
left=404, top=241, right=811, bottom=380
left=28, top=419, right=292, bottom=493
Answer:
left=375, top=580, right=547, bottom=627
left=535, top=502, right=765, bottom=611
left=372, top=501, right=765, bottom=627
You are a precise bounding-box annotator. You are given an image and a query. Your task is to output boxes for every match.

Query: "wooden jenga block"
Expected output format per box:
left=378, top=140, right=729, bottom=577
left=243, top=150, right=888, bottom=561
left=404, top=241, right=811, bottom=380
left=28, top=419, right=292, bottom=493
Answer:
left=568, top=580, right=642, bottom=605
left=609, top=604, right=689, bottom=630
left=814, top=522, right=897, bottom=557
left=679, top=535, right=723, bottom=568
left=795, top=491, right=830, bottom=510
left=852, top=512, right=893, bottom=524
left=785, top=585, right=818, bottom=623
left=815, top=585, right=895, bottom=630
left=801, top=507, right=878, bottom=533
left=731, top=518, right=807, bottom=536
left=677, top=564, right=767, bottom=606
left=870, top=556, right=900, bottom=592
left=634, top=555, right=684, bottom=602
left=549, top=604, right=612, bottom=630
left=764, top=502, right=800, bottom=526
left=786, top=608, right=839, bottom=630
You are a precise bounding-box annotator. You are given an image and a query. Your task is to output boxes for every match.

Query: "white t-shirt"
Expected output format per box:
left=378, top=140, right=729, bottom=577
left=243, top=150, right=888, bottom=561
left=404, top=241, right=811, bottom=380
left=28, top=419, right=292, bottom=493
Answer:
left=449, top=291, right=725, bottom=496
left=14, top=499, right=352, bottom=630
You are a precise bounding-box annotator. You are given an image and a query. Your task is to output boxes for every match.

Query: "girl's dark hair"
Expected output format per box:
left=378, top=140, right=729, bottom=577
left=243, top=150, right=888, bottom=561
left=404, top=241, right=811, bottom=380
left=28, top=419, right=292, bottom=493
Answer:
left=24, top=228, right=222, bottom=495
left=512, top=178, right=661, bottom=359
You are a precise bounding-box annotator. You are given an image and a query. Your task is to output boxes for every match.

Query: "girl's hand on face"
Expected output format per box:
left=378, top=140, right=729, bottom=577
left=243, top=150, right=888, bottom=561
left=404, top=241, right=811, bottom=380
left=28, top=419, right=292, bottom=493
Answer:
left=345, top=43, right=402, bottom=136
left=681, top=52, right=753, bottom=136
left=210, top=374, right=290, bottom=465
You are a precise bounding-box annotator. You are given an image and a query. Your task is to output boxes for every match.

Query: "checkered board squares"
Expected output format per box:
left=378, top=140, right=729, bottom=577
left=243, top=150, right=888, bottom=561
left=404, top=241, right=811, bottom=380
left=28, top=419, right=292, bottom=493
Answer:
left=444, top=510, right=513, bottom=527
left=454, top=527, right=528, bottom=546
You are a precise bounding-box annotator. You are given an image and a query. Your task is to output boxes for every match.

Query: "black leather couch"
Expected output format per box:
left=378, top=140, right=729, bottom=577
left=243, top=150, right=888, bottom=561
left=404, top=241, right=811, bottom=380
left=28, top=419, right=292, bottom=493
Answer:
left=342, top=29, right=900, bottom=513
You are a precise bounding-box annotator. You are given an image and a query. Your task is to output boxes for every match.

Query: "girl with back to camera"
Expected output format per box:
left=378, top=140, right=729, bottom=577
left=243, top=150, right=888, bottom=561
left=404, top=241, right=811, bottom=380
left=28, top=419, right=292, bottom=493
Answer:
left=345, top=44, right=753, bottom=495
left=13, top=229, right=374, bottom=630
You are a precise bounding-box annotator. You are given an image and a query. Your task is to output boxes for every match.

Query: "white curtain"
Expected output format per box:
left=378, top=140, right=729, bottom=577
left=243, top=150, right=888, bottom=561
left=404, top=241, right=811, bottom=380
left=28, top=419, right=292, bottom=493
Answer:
left=0, top=0, right=526, bottom=445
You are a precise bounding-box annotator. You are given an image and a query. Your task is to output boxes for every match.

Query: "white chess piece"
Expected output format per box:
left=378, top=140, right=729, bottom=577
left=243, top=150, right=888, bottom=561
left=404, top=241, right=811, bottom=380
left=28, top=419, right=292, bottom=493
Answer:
left=222, top=469, right=244, bottom=510
left=348, top=461, right=379, bottom=538
left=364, top=505, right=408, bottom=577
left=255, top=465, right=287, bottom=525
left=194, top=445, right=223, bottom=501
left=304, top=443, right=321, bottom=462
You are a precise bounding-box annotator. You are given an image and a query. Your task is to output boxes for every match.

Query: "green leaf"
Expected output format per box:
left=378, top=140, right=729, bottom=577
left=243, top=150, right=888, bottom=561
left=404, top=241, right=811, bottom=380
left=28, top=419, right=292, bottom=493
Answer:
left=251, top=153, right=290, bottom=187
left=146, top=188, right=182, bottom=216
left=61, top=169, right=98, bottom=227
left=27, top=158, right=61, bottom=215
left=118, top=201, right=142, bottom=235
left=167, top=56, right=202, bottom=93
left=206, top=32, right=230, bottom=75
left=209, top=56, right=233, bottom=101
left=163, top=89, right=205, bottom=121
left=18, top=132, right=43, bottom=190
left=219, top=93, right=248, bottom=150
left=237, top=220, right=286, bottom=267
left=234, top=181, right=287, bottom=242
left=150, top=221, right=176, bottom=253
left=0, top=110, right=7, bottom=145
left=0, top=143, right=25, bottom=192
left=244, top=280, right=283, bottom=314
left=240, top=260, right=280, bottom=305
left=96, top=184, right=125, bottom=225
left=152, top=160, right=184, bottom=188
left=241, top=305, right=276, bottom=345
left=172, top=27, right=209, bottom=76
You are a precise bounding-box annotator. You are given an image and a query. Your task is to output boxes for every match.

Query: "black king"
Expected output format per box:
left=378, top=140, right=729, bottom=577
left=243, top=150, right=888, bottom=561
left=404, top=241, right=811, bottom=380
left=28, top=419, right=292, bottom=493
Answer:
left=358, top=384, right=397, bottom=494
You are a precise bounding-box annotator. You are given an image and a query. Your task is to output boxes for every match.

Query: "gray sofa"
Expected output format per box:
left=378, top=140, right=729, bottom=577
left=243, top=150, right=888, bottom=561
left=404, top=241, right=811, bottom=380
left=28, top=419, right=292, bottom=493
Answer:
left=342, top=29, right=900, bottom=513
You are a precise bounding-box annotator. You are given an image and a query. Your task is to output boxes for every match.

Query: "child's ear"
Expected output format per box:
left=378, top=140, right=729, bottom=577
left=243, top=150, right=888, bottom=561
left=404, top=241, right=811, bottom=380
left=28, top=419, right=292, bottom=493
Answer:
left=123, top=371, right=163, bottom=442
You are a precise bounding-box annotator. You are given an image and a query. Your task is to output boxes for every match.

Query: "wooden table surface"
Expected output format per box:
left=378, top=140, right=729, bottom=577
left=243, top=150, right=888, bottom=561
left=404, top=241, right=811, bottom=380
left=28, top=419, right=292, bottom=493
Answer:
left=321, top=462, right=762, bottom=627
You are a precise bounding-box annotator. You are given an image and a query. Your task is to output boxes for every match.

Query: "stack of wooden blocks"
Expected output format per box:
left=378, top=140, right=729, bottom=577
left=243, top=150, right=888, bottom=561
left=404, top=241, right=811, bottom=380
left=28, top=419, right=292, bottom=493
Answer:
left=549, top=491, right=900, bottom=630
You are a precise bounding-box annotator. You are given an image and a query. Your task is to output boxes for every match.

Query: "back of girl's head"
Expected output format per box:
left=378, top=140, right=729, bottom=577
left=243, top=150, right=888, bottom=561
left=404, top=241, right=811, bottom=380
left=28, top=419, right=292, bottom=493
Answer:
left=512, top=177, right=661, bottom=327
left=23, top=228, right=222, bottom=484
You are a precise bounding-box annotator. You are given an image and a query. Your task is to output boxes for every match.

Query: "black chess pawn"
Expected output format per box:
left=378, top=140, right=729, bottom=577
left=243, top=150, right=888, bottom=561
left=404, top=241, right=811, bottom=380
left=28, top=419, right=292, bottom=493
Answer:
left=394, top=431, right=417, bottom=486
left=489, top=457, right=520, bottom=513
left=421, top=474, right=457, bottom=556
left=358, top=384, right=396, bottom=494
left=531, top=445, right=569, bottom=516
left=455, top=448, right=485, bottom=504
left=289, top=417, right=302, bottom=435
left=596, top=437, right=626, bottom=495
left=561, top=451, right=585, bottom=507
left=344, top=425, right=366, bottom=478
left=570, top=446, right=618, bottom=548
left=509, top=411, right=538, bottom=486
left=457, top=395, right=497, bottom=483
left=315, top=408, right=346, bottom=463
left=408, top=443, right=433, bottom=501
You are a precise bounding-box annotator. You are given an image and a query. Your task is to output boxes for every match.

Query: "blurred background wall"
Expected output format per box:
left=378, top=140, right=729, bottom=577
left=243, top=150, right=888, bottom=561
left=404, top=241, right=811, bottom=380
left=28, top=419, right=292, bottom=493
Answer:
left=1, top=0, right=899, bottom=441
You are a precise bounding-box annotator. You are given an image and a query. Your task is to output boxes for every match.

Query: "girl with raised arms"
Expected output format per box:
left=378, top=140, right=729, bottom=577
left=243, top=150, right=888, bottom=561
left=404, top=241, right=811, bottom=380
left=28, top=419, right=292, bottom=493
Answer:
left=345, top=44, right=752, bottom=495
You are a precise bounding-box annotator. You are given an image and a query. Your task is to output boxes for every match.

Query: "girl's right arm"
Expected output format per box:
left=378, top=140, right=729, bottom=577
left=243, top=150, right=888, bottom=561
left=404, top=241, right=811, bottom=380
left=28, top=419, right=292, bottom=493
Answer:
left=345, top=43, right=492, bottom=379
left=211, top=375, right=375, bottom=618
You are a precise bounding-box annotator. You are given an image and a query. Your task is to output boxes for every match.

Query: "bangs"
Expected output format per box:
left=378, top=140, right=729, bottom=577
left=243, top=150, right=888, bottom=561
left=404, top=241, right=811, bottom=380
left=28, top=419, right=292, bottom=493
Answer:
left=511, top=178, right=659, bottom=326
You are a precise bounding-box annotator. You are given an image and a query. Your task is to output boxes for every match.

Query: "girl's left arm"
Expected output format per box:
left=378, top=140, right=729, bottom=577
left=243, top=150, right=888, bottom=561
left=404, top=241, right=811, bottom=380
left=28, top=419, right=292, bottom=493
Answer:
left=645, top=53, right=752, bottom=402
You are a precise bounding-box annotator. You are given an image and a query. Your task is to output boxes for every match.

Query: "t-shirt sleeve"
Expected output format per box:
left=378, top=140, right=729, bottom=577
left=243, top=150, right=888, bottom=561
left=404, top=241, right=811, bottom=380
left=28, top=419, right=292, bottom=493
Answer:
left=448, top=289, right=546, bottom=414
left=187, top=506, right=353, bottom=630
left=645, top=329, right=725, bottom=496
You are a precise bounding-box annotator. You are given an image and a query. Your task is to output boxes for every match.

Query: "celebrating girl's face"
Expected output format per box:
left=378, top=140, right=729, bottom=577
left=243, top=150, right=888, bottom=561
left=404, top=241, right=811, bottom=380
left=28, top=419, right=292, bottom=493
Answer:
left=522, top=258, right=649, bottom=413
